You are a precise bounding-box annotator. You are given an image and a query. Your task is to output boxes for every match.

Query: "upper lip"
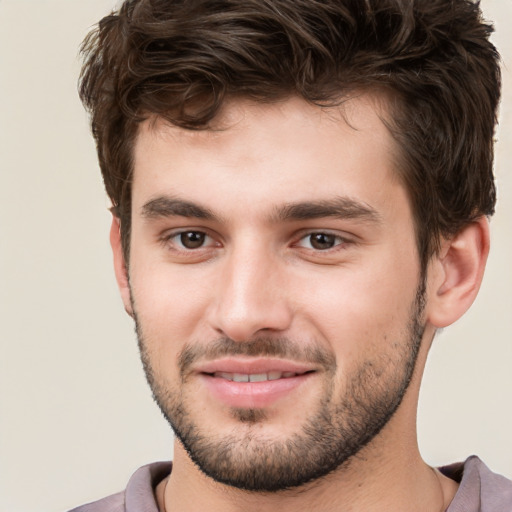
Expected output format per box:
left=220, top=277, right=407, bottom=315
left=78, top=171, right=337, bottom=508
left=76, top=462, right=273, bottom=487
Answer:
left=195, top=357, right=317, bottom=376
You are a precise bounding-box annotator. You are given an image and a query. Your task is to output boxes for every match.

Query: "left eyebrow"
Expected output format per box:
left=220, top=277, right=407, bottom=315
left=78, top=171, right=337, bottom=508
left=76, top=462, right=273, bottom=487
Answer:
left=271, top=197, right=382, bottom=224
left=141, top=196, right=219, bottom=221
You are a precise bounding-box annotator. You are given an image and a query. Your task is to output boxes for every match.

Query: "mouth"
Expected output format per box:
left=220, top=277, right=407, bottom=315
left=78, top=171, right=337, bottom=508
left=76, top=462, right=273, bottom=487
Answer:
left=206, top=370, right=312, bottom=382
left=196, top=359, right=317, bottom=409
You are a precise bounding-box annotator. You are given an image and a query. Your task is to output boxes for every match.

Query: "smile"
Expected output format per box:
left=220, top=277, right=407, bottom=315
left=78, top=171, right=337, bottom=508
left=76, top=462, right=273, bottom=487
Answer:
left=211, top=371, right=304, bottom=382
left=199, top=367, right=315, bottom=409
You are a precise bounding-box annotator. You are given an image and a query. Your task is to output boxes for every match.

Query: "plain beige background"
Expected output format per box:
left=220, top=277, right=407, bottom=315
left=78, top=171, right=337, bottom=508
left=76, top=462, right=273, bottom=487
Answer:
left=0, top=1, right=510, bottom=511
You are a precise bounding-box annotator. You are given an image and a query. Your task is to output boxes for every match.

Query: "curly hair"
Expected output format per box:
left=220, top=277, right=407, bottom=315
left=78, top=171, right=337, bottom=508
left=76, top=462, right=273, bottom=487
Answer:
left=79, top=0, right=501, bottom=270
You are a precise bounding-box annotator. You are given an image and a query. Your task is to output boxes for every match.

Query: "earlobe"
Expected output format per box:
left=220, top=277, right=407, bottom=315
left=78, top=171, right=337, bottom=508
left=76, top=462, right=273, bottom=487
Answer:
left=110, top=216, right=133, bottom=317
left=426, top=217, right=490, bottom=328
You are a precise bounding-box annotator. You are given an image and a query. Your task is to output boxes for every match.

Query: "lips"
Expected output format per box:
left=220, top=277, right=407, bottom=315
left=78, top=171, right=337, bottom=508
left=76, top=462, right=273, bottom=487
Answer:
left=197, top=357, right=315, bottom=376
left=196, top=358, right=316, bottom=409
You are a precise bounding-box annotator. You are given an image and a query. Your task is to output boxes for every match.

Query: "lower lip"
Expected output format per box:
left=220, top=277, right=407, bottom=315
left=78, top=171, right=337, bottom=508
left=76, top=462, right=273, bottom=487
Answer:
left=200, top=373, right=313, bottom=409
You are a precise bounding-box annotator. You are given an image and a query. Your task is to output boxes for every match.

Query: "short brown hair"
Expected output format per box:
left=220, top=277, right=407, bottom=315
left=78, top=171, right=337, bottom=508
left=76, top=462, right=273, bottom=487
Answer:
left=79, top=0, right=501, bottom=270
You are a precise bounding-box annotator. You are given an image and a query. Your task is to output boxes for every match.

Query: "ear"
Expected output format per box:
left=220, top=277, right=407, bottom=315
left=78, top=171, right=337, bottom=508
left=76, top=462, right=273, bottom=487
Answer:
left=426, top=217, right=490, bottom=328
left=110, top=216, right=134, bottom=317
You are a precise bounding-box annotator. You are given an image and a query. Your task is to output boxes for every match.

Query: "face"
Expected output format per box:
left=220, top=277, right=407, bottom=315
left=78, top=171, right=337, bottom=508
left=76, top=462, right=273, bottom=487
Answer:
left=124, top=96, right=427, bottom=491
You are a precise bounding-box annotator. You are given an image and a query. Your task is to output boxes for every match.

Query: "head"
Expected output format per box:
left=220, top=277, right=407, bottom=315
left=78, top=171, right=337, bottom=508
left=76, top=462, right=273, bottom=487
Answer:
left=79, top=0, right=501, bottom=493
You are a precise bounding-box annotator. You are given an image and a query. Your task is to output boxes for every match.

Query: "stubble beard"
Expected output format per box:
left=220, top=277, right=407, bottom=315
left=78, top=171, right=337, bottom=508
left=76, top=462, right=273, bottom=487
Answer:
left=133, top=283, right=426, bottom=492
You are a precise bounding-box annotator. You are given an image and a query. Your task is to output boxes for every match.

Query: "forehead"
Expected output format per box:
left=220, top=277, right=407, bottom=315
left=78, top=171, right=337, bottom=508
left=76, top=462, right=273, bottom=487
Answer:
left=131, top=94, right=405, bottom=219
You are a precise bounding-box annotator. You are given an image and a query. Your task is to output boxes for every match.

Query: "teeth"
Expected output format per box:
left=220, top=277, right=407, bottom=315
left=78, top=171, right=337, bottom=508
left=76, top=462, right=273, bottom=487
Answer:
left=249, top=373, right=268, bottom=382
left=213, top=371, right=299, bottom=382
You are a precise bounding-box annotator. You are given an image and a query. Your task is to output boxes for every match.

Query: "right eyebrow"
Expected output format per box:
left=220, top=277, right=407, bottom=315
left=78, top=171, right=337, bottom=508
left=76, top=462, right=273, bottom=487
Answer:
left=141, top=196, right=219, bottom=221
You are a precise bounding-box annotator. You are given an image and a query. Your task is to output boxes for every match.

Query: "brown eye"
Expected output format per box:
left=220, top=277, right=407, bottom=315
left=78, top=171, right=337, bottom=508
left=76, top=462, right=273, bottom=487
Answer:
left=179, top=231, right=206, bottom=249
left=297, top=232, right=344, bottom=251
left=309, top=233, right=337, bottom=250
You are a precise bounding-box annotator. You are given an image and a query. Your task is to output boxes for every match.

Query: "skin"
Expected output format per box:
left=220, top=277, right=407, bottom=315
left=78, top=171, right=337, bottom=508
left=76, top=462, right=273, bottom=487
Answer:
left=111, top=95, right=489, bottom=511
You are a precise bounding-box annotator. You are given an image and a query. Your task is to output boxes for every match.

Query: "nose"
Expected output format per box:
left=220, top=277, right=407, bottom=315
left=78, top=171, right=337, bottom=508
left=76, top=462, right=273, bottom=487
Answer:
left=208, top=244, right=293, bottom=342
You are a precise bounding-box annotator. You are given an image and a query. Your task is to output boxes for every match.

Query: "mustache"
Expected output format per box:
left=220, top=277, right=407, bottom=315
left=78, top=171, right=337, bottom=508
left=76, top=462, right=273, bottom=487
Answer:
left=178, top=337, right=337, bottom=378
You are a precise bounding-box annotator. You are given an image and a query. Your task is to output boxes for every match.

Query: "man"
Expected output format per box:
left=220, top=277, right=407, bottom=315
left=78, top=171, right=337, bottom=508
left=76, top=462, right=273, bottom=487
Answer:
left=73, top=0, right=511, bottom=510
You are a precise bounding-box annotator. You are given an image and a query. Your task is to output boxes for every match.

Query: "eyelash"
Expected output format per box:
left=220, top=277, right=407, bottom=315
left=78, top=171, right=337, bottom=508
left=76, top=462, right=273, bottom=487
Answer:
left=161, top=230, right=218, bottom=251
left=295, top=232, right=349, bottom=251
left=160, top=229, right=351, bottom=254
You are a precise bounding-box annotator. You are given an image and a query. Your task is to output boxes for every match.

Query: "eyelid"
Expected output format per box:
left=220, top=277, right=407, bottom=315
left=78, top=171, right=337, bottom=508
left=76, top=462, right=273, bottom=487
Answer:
left=293, top=229, right=354, bottom=252
left=160, top=228, right=220, bottom=250
left=157, top=226, right=355, bottom=253
left=297, top=229, right=347, bottom=242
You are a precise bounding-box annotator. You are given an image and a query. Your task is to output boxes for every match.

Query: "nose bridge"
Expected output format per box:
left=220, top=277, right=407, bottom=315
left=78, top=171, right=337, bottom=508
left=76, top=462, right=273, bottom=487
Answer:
left=211, top=237, right=292, bottom=341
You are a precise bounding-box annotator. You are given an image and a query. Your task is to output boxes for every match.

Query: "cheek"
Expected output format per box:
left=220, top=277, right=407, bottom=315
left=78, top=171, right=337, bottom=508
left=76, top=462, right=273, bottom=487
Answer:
left=129, top=263, right=215, bottom=371
left=293, top=254, right=419, bottom=351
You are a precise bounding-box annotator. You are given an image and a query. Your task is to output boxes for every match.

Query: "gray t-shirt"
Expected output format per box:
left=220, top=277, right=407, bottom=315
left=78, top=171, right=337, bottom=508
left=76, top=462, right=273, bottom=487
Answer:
left=68, top=456, right=512, bottom=511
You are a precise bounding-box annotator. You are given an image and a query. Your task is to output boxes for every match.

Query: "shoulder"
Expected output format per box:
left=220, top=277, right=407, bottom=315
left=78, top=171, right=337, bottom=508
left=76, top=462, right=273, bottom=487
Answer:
left=67, top=461, right=172, bottom=512
left=441, top=456, right=512, bottom=511
left=67, top=491, right=125, bottom=512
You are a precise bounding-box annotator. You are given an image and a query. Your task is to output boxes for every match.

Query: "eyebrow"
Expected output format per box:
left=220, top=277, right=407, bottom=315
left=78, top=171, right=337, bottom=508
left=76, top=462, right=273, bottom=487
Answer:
left=141, top=195, right=381, bottom=225
left=272, top=197, right=382, bottom=224
left=141, top=197, right=219, bottom=221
